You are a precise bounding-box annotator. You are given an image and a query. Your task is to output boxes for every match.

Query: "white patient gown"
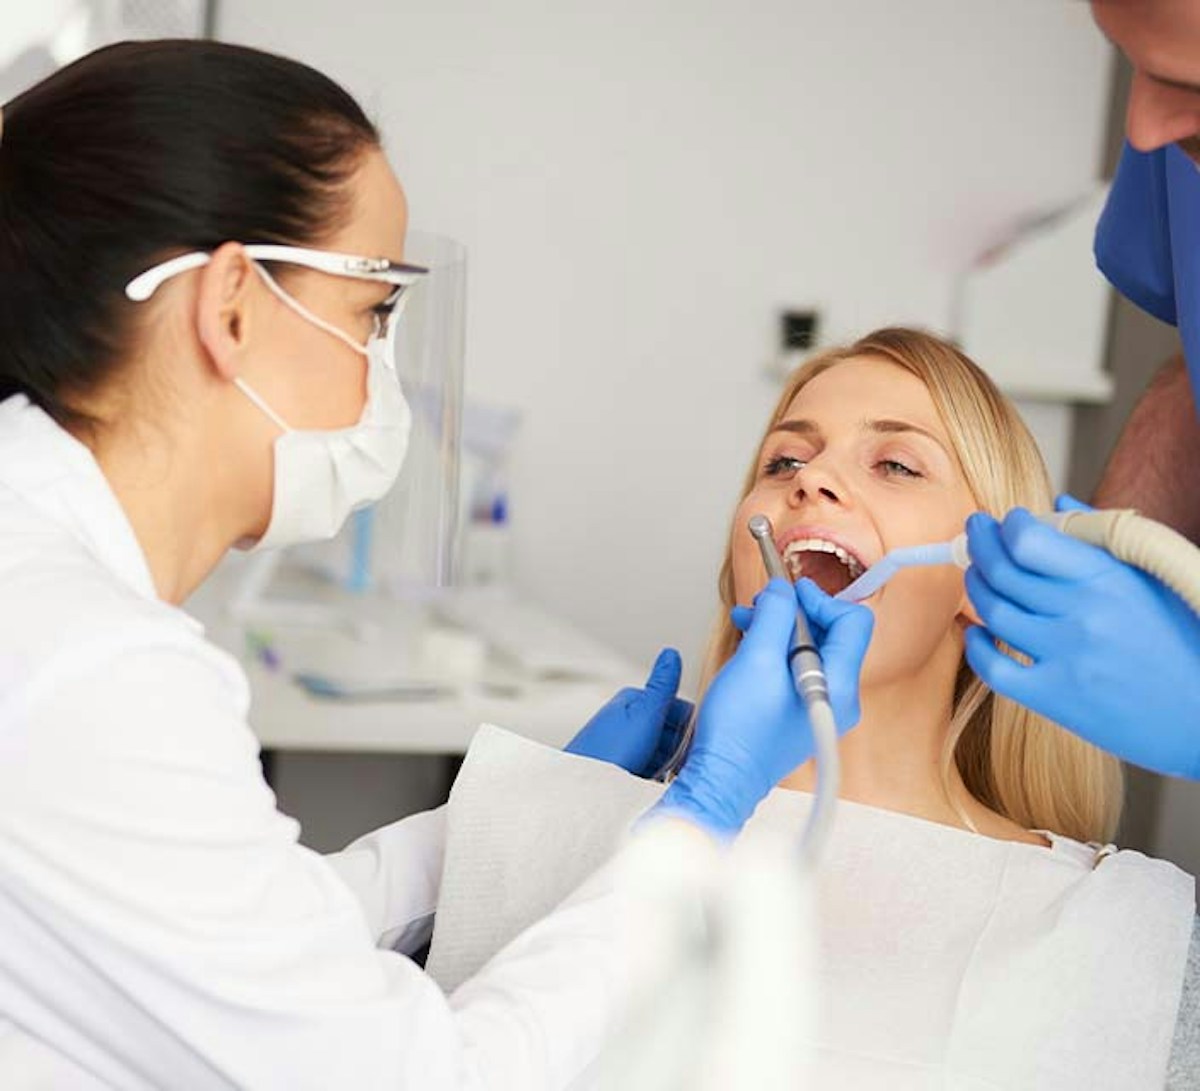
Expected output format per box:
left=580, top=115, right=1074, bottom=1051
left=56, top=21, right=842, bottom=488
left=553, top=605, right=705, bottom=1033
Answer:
left=427, top=725, right=1196, bottom=1091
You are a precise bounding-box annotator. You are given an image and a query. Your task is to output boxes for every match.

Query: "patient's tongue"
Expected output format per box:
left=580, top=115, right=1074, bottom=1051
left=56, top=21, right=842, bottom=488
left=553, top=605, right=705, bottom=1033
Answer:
left=792, top=551, right=853, bottom=596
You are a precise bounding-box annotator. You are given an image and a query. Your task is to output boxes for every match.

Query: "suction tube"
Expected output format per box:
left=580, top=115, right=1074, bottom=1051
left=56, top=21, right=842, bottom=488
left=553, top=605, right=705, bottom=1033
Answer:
left=835, top=509, right=1200, bottom=612
left=1051, top=509, right=1200, bottom=614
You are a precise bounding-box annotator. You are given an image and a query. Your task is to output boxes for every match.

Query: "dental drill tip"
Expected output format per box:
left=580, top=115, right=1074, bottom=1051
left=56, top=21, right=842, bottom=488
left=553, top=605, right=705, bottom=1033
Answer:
left=748, top=514, right=774, bottom=541
left=750, top=514, right=790, bottom=585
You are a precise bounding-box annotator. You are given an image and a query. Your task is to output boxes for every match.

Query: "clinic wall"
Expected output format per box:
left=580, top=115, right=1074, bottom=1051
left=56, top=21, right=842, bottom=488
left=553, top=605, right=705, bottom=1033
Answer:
left=217, top=0, right=1112, bottom=687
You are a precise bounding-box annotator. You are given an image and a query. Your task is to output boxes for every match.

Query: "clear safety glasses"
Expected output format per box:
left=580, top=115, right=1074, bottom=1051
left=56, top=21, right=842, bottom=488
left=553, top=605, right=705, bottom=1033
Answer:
left=124, top=244, right=429, bottom=338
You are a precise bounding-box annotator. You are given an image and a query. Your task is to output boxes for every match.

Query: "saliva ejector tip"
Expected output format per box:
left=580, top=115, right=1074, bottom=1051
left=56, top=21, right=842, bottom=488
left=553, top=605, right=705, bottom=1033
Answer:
left=834, top=534, right=969, bottom=602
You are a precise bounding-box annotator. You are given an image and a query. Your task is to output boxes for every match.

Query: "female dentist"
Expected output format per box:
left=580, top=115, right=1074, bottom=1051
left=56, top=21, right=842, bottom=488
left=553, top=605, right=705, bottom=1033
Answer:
left=0, top=39, right=872, bottom=1090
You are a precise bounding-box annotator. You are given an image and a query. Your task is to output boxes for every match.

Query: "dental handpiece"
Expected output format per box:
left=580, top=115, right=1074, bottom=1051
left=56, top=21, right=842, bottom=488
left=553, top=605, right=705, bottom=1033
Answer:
left=747, top=515, right=830, bottom=709
left=747, top=514, right=840, bottom=866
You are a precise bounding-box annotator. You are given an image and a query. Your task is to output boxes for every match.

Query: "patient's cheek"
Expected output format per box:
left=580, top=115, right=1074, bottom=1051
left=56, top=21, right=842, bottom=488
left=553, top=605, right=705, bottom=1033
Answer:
left=730, top=545, right=760, bottom=606
left=859, top=570, right=965, bottom=683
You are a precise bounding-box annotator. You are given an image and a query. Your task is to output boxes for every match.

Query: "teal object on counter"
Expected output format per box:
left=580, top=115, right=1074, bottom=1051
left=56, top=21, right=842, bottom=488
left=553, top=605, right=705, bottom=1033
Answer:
left=348, top=507, right=374, bottom=593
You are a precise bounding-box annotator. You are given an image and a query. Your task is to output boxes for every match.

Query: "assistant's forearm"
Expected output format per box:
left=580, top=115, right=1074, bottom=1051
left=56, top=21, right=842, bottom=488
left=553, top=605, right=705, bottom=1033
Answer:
left=1093, top=355, right=1200, bottom=543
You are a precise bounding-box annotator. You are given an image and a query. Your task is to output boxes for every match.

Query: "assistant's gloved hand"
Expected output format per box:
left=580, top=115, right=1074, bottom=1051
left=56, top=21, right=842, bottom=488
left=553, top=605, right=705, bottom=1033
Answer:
left=649, top=578, right=874, bottom=838
left=964, top=495, right=1200, bottom=779
left=565, top=648, right=694, bottom=778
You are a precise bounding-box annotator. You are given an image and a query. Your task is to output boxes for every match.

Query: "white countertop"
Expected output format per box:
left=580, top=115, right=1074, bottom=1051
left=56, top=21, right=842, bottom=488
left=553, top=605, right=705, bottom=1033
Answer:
left=235, top=656, right=628, bottom=754
left=186, top=557, right=639, bottom=755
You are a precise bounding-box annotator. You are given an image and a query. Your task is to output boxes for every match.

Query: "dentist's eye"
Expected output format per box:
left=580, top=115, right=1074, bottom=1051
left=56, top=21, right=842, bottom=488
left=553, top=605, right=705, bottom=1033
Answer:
left=877, top=458, right=921, bottom=478
left=764, top=455, right=805, bottom=478
left=367, top=287, right=405, bottom=335
left=368, top=300, right=399, bottom=338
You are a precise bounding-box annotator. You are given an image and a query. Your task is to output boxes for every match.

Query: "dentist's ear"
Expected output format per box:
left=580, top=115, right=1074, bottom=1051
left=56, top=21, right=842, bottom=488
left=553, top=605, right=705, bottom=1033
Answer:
left=195, top=242, right=256, bottom=381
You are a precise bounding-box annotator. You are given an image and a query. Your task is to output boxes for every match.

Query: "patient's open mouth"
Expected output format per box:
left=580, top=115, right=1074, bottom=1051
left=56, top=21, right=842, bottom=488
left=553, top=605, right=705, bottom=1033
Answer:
left=782, top=538, right=865, bottom=596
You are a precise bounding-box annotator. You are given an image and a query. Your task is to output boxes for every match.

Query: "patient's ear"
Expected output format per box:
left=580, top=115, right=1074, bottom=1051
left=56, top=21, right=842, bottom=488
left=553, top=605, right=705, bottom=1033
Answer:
left=955, top=582, right=982, bottom=629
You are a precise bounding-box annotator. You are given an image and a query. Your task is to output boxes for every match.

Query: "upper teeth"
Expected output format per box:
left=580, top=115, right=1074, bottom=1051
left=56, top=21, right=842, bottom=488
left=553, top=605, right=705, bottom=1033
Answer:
left=783, top=538, right=864, bottom=578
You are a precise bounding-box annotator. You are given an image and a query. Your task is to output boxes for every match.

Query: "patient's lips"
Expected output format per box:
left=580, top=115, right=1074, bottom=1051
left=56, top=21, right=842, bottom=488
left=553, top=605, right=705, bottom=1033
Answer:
left=775, top=527, right=869, bottom=597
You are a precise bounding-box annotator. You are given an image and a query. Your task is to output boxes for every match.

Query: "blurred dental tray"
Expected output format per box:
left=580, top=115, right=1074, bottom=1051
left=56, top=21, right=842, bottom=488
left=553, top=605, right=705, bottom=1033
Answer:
left=293, top=672, right=456, bottom=702
left=434, top=589, right=634, bottom=681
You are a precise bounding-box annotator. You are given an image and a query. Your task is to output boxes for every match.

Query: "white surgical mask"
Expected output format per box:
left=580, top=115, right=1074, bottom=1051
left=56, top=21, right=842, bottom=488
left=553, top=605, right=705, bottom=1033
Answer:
left=234, top=264, right=413, bottom=551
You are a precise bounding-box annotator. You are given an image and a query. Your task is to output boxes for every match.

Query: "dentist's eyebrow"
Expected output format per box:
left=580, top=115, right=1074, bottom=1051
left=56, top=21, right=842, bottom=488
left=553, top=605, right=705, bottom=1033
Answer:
left=1146, top=71, right=1200, bottom=97
left=1090, top=15, right=1200, bottom=97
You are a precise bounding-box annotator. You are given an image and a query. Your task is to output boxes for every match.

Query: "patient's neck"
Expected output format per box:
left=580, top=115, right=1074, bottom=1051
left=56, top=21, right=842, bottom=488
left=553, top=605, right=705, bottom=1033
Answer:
left=778, top=644, right=1043, bottom=844
left=779, top=670, right=967, bottom=826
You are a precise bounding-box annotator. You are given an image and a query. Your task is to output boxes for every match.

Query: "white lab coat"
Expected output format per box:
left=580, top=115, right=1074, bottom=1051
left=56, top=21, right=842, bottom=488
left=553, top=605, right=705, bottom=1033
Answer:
left=0, top=395, right=630, bottom=1090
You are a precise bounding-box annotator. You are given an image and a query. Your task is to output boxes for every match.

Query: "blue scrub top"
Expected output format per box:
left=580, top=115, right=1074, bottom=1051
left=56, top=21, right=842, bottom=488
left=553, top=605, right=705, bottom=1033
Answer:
left=1095, top=141, right=1200, bottom=411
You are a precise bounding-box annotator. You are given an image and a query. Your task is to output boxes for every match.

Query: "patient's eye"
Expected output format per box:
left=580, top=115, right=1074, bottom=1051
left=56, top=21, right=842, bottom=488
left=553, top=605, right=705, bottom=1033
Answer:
left=764, top=455, right=805, bottom=478
left=876, top=458, right=922, bottom=479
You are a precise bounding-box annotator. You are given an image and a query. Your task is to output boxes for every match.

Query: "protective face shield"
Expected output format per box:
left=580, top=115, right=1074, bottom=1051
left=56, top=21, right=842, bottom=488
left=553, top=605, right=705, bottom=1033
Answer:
left=232, top=262, right=415, bottom=551
left=365, top=231, right=466, bottom=594
left=124, top=243, right=453, bottom=557
left=260, top=235, right=469, bottom=597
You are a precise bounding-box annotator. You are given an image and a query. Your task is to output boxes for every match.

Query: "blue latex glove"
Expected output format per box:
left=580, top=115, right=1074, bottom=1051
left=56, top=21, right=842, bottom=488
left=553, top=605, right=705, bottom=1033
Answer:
left=648, top=578, right=874, bottom=837
left=565, top=648, right=694, bottom=778
left=964, top=495, right=1200, bottom=779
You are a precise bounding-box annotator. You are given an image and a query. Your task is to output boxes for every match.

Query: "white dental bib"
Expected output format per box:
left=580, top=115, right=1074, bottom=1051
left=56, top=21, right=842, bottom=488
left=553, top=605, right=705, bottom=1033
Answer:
left=427, top=726, right=1194, bottom=1090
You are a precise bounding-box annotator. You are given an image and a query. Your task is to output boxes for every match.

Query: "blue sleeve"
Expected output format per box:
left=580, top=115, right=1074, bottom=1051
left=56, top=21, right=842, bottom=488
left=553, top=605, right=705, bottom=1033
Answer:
left=1095, top=142, right=1200, bottom=406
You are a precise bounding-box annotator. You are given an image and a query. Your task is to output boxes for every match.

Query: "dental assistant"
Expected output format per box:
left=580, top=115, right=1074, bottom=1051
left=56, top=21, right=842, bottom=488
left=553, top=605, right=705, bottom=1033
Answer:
left=0, top=40, right=873, bottom=1090
left=964, top=0, right=1200, bottom=779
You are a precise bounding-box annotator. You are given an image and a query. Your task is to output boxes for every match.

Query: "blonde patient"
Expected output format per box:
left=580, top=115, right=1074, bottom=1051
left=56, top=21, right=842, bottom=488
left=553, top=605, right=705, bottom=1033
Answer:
left=428, top=326, right=1196, bottom=1088
left=710, top=326, right=1121, bottom=844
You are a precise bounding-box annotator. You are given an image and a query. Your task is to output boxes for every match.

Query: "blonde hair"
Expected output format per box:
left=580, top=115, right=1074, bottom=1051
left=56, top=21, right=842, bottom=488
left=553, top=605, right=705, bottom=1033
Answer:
left=701, top=327, right=1122, bottom=843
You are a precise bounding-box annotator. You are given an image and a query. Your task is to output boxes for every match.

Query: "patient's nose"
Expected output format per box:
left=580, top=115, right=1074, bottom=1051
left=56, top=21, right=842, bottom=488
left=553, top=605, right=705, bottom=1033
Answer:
left=789, top=461, right=843, bottom=507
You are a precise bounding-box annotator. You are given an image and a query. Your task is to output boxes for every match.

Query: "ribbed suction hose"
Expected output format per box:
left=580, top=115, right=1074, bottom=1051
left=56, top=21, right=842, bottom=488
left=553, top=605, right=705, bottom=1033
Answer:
left=1054, top=509, right=1200, bottom=614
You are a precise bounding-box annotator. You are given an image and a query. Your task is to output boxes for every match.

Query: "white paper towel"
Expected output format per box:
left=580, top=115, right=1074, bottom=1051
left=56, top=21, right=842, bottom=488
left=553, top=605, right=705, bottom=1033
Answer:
left=428, top=725, right=1195, bottom=1090
left=428, top=725, right=663, bottom=994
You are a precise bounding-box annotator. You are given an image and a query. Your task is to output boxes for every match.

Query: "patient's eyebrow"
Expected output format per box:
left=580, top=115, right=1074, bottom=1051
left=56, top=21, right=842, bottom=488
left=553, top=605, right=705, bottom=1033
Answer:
left=769, top=419, right=820, bottom=436
left=865, top=418, right=948, bottom=451
left=769, top=417, right=949, bottom=455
